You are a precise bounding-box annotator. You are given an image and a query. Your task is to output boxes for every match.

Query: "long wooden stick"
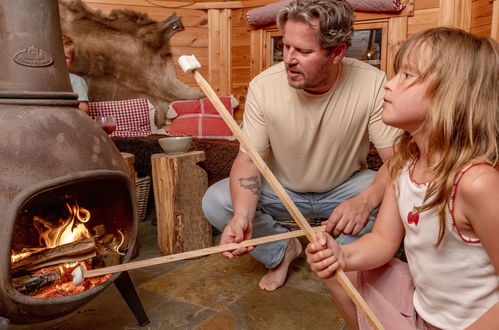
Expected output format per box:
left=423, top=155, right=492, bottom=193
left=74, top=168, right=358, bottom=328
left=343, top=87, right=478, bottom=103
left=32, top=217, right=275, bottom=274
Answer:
left=191, top=69, right=384, bottom=330
left=84, top=226, right=325, bottom=278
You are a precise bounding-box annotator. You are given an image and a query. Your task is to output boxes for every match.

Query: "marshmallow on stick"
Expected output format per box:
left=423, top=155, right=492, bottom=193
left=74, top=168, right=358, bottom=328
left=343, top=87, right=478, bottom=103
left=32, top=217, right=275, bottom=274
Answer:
left=176, top=55, right=384, bottom=330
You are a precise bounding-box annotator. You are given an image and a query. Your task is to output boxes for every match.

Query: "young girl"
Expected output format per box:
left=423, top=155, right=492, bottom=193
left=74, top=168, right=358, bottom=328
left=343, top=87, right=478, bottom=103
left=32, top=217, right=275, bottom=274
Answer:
left=306, top=27, right=499, bottom=329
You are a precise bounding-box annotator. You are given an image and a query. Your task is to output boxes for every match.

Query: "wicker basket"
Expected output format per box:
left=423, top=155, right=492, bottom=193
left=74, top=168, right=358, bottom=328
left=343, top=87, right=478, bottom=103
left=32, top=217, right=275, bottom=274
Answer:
left=135, top=176, right=151, bottom=222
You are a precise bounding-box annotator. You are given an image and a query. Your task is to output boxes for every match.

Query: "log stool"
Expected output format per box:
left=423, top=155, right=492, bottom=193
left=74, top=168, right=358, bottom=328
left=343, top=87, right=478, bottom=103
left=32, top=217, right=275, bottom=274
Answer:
left=151, top=151, right=212, bottom=255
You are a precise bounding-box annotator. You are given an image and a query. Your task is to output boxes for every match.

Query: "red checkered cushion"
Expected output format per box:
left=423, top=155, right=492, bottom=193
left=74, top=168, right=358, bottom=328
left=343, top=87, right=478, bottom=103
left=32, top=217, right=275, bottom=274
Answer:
left=169, top=96, right=234, bottom=139
left=169, top=114, right=233, bottom=139
left=169, top=96, right=233, bottom=116
left=89, top=99, right=152, bottom=137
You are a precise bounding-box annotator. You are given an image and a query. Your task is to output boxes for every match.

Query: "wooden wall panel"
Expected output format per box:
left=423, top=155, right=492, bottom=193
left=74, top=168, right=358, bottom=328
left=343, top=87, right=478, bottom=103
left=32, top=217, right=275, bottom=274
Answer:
left=471, top=24, right=492, bottom=35
left=471, top=0, right=493, bottom=36
left=83, top=4, right=206, bottom=24
left=408, top=8, right=440, bottom=36
left=493, top=0, right=499, bottom=41
left=414, top=0, right=439, bottom=9
left=230, top=8, right=254, bottom=120
left=405, top=0, right=440, bottom=36
left=169, top=27, right=210, bottom=48
left=220, top=9, right=232, bottom=95
left=472, top=0, right=493, bottom=28
left=208, top=9, right=222, bottom=93
left=387, top=17, right=408, bottom=78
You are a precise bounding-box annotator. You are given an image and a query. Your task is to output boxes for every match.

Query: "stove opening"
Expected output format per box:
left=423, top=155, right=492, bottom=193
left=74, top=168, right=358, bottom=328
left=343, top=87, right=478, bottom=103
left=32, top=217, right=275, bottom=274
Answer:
left=10, top=177, right=134, bottom=298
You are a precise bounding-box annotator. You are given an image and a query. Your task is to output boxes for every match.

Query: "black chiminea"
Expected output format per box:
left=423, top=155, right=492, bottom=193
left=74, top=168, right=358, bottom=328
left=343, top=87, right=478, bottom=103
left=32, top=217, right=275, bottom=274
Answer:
left=0, top=0, right=147, bottom=325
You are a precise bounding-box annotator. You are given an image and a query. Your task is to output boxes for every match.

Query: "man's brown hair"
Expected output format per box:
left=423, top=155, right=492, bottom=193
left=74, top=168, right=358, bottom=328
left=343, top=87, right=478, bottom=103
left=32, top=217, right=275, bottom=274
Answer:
left=276, top=0, right=355, bottom=50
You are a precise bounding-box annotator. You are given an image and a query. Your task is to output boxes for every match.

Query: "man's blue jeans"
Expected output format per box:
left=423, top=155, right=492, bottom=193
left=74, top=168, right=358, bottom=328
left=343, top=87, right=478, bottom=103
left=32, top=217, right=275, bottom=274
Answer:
left=202, top=169, right=378, bottom=269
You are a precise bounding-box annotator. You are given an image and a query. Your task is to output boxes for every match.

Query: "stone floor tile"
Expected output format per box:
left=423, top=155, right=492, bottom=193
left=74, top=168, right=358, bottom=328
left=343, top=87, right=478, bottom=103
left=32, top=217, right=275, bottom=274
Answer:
left=139, top=254, right=265, bottom=311
left=197, top=285, right=346, bottom=330
left=129, top=261, right=190, bottom=287
left=195, top=309, right=237, bottom=330
left=285, top=253, right=330, bottom=295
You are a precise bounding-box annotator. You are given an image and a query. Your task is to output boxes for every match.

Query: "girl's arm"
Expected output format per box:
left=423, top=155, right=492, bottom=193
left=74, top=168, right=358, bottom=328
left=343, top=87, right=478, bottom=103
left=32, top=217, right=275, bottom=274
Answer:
left=307, top=180, right=405, bottom=277
left=343, top=179, right=406, bottom=270
left=458, top=165, right=499, bottom=329
left=466, top=304, right=499, bottom=330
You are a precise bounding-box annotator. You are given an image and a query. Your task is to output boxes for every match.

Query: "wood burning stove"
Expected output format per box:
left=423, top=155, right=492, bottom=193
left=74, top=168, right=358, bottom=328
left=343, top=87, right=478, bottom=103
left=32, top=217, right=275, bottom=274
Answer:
left=0, top=0, right=146, bottom=325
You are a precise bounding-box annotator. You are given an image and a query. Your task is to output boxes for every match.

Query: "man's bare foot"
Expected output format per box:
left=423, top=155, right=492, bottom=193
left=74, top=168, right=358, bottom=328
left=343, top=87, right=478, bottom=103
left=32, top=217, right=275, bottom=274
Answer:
left=259, top=237, right=302, bottom=291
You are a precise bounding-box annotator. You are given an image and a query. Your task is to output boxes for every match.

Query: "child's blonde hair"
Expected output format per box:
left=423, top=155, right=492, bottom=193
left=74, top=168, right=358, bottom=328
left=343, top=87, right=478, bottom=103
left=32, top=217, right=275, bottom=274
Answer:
left=62, top=35, right=75, bottom=59
left=388, top=27, right=499, bottom=245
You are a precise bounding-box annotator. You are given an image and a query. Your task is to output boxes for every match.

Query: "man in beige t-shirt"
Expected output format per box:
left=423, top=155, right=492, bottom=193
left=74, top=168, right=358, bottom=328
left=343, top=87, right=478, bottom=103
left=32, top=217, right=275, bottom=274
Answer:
left=202, top=0, right=400, bottom=292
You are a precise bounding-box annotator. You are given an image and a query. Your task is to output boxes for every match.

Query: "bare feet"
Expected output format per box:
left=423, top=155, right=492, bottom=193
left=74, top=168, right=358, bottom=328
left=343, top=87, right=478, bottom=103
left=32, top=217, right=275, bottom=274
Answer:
left=259, top=237, right=302, bottom=291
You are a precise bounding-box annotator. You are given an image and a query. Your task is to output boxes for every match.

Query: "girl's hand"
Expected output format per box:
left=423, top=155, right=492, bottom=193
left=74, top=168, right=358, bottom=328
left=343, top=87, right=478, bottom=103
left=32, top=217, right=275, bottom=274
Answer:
left=306, top=231, right=346, bottom=279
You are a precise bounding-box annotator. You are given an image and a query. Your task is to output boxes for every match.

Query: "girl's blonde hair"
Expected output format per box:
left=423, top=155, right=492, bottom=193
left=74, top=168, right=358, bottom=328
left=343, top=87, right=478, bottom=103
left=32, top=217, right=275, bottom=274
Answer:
left=388, top=27, right=499, bottom=245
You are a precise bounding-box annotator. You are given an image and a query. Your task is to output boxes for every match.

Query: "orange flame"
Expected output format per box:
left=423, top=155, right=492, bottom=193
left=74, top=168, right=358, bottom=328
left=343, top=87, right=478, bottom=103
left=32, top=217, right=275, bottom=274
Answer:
left=114, top=230, right=125, bottom=256
left=11, top=202, right=93, bottom=263
left=11, top=251, right=32, bottom=263
left=37, top=202, right=91, bottom=248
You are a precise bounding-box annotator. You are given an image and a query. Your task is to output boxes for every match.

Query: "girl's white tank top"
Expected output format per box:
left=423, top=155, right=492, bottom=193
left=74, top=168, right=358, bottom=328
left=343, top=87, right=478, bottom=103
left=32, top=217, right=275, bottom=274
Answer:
left=397, top=160, right=498, bottom=329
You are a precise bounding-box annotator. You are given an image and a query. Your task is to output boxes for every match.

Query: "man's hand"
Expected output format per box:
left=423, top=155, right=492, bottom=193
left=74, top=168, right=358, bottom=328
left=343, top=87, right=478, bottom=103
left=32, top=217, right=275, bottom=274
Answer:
left=324, top=195, right=372, bottom=236
left=306, top=231, right=346, bottom=279
left=220, top=217, right=254, bottom=259
left=323, top=147, right=393, bottom=238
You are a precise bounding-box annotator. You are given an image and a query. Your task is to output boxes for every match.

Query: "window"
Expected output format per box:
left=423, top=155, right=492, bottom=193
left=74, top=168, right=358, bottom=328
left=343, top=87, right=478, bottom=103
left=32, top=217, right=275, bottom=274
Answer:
left=345, top=28, right=383, bottom=69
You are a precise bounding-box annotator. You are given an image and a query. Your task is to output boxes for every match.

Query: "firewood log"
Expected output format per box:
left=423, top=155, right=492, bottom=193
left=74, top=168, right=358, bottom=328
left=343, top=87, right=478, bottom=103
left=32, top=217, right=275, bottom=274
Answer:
left=12, top=271, right=61, bottom=295
left=11, top=238, right=97, bottom=273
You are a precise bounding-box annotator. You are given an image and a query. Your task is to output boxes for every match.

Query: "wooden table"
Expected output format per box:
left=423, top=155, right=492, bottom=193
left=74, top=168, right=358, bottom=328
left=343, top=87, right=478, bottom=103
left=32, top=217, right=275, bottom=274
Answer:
left=151, top=151, right=212, bottom=255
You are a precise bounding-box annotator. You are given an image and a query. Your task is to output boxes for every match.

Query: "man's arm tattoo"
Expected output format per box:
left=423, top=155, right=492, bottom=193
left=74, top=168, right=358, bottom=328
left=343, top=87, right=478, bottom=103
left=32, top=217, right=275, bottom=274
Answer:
left=238, top=175, right=261, bottom=195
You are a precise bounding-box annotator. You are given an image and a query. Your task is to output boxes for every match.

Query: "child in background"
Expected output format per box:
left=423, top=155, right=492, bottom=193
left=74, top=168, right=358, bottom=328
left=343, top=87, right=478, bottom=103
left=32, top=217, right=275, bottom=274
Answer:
left=63, top=35, right=89, bottom=115
left=306, top=27, right=499, bottom=329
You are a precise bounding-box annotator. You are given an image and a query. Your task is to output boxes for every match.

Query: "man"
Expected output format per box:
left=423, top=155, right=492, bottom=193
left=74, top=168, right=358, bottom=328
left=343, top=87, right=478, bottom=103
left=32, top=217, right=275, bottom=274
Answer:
left=202, top=0, right=400, bottom=292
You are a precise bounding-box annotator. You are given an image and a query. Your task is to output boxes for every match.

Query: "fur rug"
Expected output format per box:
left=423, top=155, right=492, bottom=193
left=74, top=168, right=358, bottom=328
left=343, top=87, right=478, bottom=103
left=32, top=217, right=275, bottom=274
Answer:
left=59, top=0, right=204, bottom=126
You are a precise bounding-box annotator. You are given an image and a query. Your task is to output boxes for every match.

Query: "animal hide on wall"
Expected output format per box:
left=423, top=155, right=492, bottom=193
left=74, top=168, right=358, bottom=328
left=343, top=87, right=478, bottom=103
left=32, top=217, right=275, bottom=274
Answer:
left=58, top=0, right=204, bottom=126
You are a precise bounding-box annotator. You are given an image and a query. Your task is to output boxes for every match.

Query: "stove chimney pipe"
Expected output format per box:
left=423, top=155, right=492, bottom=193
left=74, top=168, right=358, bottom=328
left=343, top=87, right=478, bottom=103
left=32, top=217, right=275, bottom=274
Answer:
left=0, top=0, right=76, bottom=101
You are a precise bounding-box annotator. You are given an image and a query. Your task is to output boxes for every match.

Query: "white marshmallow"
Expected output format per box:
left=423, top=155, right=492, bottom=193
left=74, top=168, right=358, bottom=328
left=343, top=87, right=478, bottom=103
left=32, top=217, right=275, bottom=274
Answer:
left=71, top=265, right=84, bottom=286
left=178, top=55, right=201, bottom=73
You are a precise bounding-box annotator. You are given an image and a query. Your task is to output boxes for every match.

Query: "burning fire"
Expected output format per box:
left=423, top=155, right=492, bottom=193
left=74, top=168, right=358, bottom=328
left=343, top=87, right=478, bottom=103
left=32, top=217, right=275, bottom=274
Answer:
left=11, top=201, right=125, bottom=297
left=37, top=202, right=91, bottom=248
left=11, top=202, right=93, bottom=263
left=12, top=202, right=125, bottom=262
